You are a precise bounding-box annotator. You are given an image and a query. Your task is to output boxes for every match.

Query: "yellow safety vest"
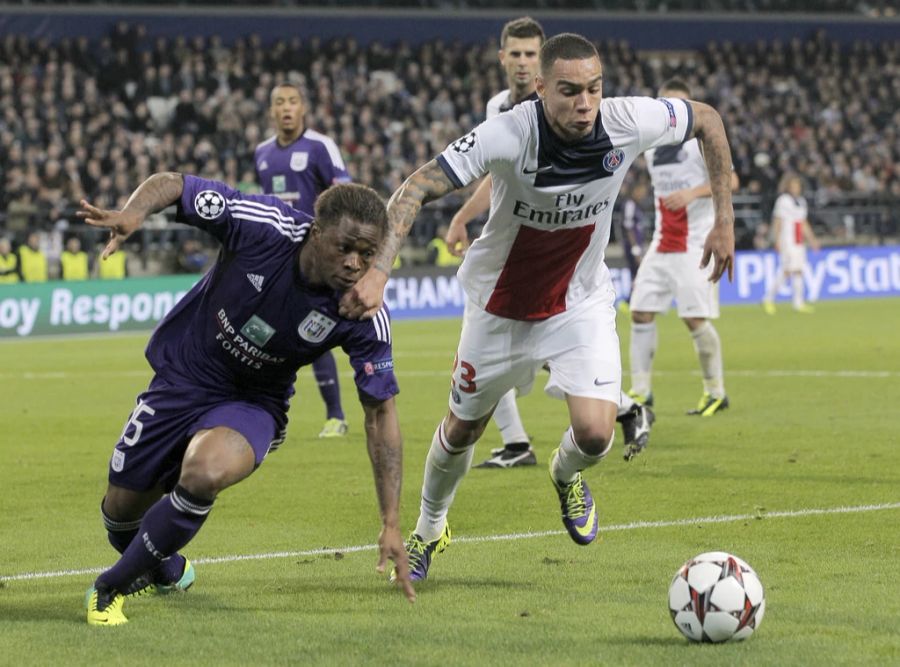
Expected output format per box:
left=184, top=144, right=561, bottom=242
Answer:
left=98, top=252, right=127, bottom=279
left=19, top=246, right=48, bottom=282
left=0, top=252, right=19, bottom=283
left=427, top=238, right=463, bottom=267
left=61, top=250, right=89, bottom=281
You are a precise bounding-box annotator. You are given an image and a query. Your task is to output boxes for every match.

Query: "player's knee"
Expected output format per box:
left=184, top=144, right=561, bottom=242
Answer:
left=178, top=462, right=229, bottom=500
left=443, top=412, right=489, bottom=448
left=632, top=310, right=654, bottom=324
left=571, top=421, right=615, bottom=456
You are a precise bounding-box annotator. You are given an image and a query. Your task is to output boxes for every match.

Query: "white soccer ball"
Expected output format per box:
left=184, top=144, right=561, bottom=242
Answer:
left=668, top=551, right=765, bottom=643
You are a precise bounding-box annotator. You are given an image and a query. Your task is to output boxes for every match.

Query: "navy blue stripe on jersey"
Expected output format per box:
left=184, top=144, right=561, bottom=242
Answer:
left=436, top=154, right=465, bottom=189
left=533, top=100, right=617, bottom=187
left=652, top=142, right=687, bottom=166
left=498, top=90, right=539, bottom=113
left=682, top=99, right=694, bottom=142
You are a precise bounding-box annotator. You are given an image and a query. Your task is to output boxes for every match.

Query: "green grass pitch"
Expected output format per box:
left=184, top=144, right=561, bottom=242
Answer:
left=1, top=298, right=898, bottom=665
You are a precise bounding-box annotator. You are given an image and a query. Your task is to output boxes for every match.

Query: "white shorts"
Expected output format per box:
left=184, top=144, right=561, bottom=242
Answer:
left=449, top=286, right=621, bottom=421
left=629, top=247, right=720, bottom=319
left=780, top=246, right=807, bottom=273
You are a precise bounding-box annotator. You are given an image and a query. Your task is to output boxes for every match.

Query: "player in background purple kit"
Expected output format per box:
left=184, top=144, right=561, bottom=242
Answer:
left=79, top=173, right=414, bottom=625
left=256, top=82, right=352, bottom=439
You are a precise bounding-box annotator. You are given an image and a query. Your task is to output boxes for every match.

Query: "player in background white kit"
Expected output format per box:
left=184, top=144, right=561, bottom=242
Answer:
left=339, top=34, right=735, bottom=581
left=763, top=173, right=820, bottom=314
left=627, top=79, right=740, bottom=443
left=447, top=16, right=545, bottom=469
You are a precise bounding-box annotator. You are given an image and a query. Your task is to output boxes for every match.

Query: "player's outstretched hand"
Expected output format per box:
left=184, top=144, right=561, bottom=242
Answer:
left=376, top=525, right=416, bottom=603
left=700, top=222, right=735, bottom=283
left=339, top=267, right=388, bottom=320
left=77, top=200, right=142, bottom=259
left=445, top=220, right=470, bottom=258
left=662, top=189, right=693, bottom=211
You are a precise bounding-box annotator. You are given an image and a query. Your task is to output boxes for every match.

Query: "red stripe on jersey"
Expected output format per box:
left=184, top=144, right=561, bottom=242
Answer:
left=793, top=221, right=804, bottom=244
left=657, top=197, right=688, bottom=253
left=485, top=224, right=594, bottom=321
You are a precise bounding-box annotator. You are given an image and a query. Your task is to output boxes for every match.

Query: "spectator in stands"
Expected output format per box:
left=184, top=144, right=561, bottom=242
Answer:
left=426, top=224, right=463, bottom=267
left=174, top=238, right=211, bottom=274
left=18, top=231, right=48, bottom=283
left=97, top=242, right=128, bottom=280
left=60, top=235, right=90, bottom=281
left=0, top=237, right=19, bottom=283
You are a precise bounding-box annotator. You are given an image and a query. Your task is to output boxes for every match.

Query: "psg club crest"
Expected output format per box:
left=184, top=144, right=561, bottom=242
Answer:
left=451, top=132, right=477, bottom=154
left=194, top=190, right=226, bottom=220
left=602, top=148, right=625, bottom=173
left=290, top=151, right=309, bottom=171
left=297, top=310, right=337, bottom=343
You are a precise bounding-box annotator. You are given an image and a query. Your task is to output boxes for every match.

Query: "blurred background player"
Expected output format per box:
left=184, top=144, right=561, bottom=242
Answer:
left=445, top=16, right=545, bottom=469
left=426, top=223, right=463, bottom=267
left=627, top=79, right=738, bottom=437
left=763, top=173, right=820, bottom=314
left=256, top=82, right=352, bottom=438
left=615, top=180, right=649, bottom=312
left=79, top=173, right=414, bottom=625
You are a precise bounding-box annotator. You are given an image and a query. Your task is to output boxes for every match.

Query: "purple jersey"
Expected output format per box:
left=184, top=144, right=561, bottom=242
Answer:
left=145, top=175, right=398, bottom=418
left=254, top=130, right=351, bottom=218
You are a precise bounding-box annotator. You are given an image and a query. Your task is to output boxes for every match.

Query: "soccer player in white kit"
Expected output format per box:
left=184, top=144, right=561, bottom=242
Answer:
left=628, top=79, right=740, bottom=434
left=340, top=34, right=735, bottom=580
left=446, top=16, right=545, bottom=469
left=763, top=173, right=820, bottom=314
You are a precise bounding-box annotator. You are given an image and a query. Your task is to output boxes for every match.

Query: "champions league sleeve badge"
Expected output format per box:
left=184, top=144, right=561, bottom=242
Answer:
left=451, top=132, right=477, bottom=154
left=194, top=190, right=226, bottom=220
left=297, top=310, right=337, bottom=343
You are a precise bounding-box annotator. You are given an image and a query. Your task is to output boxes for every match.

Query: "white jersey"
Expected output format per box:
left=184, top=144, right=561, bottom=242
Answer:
left=437, top=96, right=693, bottom=321
left=645, top=138, right=713, bottom=253
left=773, top=193, right=808, bottom=251
left=486, top=89, right=540, bottom=119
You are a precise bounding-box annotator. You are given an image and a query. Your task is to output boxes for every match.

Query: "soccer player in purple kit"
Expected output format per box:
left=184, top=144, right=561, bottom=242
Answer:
left=256, top=82, right=352, bottom=439
left=79, top=172, right=414, bottom=625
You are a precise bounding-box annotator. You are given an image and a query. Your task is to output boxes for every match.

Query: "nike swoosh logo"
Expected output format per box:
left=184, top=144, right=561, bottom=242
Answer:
left=523, top=165, right=554, bottom=175
left=574, top=503, right=597, bottom=537
left=594, top=378, right=614, bottom=386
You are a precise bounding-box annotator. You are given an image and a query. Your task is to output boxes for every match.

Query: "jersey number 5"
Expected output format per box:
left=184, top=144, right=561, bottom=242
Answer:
left=120, top=400, right=156, bottom=446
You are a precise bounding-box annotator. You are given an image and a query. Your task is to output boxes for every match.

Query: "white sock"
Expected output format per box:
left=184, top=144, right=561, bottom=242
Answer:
left=415, top=421, right=475, bottom=541
left=792, top=274, right=805, bottom=309
left=691, top=321, right=725, bottom=399
left=630, top=321, right=657, bottom=397
left=493, top=390, right=529, bottom=445
left=618, top=391, right=634, bottom=417
left=765, top=272, right=785, bottom=302
left=551, top=427, right=610, bottom=485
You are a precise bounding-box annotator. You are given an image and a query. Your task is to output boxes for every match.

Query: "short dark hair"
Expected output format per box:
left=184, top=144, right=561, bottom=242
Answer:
left=314, top=183, right=388, bottom=233
left=500, top=16, right=545, bottom=48
left=540, top=33, right=599, bottom=75
left=658, top=77, right=691, bottom=97
left=269, top=82, right=302, bottom=105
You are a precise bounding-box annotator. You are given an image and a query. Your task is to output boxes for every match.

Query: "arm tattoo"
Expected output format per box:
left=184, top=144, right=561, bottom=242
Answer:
left=364, top=401, right=403, bottom=522
left=691, top=103, right=734, bottom=225
left=122, top=172, right=185, bottom=218
left=374, top=160, right=457, bottom=275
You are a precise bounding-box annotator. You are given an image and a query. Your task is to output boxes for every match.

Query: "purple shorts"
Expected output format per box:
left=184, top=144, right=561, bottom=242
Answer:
left=108, top=375, right=284, bottom=492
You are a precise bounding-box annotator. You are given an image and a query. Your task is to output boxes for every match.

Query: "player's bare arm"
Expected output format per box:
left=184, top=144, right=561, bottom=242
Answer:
left=447, top=175, right=493, bottom=256
left=362, top=396, right=416, bottom=602
left=339, top=160, right=458, bottom=319
left=688, top=101, right=735, bottom=282
left=78, top=172, right=184, bottom=259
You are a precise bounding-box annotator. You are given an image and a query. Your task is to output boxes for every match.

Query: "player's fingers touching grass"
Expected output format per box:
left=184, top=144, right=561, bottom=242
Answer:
left=377, top=527, right=415, bottom=602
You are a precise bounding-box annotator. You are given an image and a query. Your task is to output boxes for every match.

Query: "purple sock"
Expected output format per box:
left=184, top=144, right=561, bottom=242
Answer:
left=102, top=502, right=187, bottom=585
left=97, top=485, right=212, bottom=592
left=313, top=351, right=344, bottom=420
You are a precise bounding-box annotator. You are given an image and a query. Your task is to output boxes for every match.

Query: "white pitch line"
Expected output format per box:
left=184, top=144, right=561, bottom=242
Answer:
left=3, top=502, right=898, bottom=583
left=4, top=368, right=899, bottom=381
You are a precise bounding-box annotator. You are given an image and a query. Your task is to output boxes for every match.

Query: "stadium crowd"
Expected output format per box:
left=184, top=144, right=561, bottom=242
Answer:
left=0, top=23, right=897, bottom=275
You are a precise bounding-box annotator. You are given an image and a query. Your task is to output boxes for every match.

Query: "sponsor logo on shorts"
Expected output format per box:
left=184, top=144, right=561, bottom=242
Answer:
left=594, top=378, right=615, bottom=387
left=451, top=388, right=461, bottom=404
